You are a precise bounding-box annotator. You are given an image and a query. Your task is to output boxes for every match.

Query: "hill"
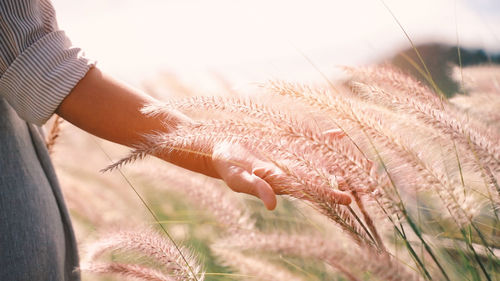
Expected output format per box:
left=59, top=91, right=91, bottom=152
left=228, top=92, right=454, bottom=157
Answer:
left=390, top=43, right=500, bottom=96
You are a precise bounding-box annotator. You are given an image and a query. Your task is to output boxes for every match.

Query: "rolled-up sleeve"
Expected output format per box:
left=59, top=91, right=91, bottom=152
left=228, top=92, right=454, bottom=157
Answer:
left=0, top=0, right=95, bottom=125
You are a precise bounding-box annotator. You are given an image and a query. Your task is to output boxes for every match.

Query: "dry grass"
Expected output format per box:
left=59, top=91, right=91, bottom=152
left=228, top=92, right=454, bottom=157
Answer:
left=48, top=64, right=500, bottom=281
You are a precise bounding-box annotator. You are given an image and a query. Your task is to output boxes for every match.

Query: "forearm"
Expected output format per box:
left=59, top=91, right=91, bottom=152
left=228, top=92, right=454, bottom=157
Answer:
left=56, top=66, right=219, bottom=177
left=55, top=66, right=350, bottom=210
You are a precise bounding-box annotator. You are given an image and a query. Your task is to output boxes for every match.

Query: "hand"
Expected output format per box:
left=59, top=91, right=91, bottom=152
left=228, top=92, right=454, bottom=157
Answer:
left=211, top=141, right=281, bottom=210
left=211, top=141, right=352, bottom=210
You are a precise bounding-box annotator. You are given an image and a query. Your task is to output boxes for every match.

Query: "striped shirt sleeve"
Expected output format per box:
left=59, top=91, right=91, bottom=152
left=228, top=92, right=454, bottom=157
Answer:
left=0, top=0, right=95, bottom=125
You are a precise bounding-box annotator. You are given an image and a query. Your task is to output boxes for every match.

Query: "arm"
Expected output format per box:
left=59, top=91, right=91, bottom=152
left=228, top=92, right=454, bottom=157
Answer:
left=1, top=1, right=350, bottom=210
left=56, top=66, right=279, bottom=210
left=0, top=0, right=279, bottom=210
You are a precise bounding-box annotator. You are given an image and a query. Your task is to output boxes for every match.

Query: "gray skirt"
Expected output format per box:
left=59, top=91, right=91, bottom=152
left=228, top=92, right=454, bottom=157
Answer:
left=0, top=99, right=79, bottom=281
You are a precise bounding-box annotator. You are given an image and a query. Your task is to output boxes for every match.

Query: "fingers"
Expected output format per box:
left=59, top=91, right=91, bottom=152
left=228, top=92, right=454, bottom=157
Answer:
left=212, top=141, right=351, bottom=211
left=220, top=166, right=277, bottom=210
left=253, top=177, right=277, bottom=210
left=253, top=164, right=351, bottom=206
left=212, top=142, right=278, bottom=209
left=251, top=165, right=287, bottom=196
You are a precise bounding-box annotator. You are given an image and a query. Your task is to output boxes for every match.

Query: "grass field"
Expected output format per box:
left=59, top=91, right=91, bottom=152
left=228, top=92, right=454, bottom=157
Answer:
left=46, top=63, right=500, bottom=281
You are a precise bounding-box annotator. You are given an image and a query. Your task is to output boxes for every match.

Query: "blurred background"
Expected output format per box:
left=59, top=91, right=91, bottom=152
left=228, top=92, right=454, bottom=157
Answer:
left=44, top=1, right=500, bottom=280
left=52, top=0, right=500, bottom=94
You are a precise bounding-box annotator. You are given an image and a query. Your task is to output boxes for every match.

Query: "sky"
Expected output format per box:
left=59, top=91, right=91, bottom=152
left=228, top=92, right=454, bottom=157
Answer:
left=51, top=0, right=500, bottom=87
